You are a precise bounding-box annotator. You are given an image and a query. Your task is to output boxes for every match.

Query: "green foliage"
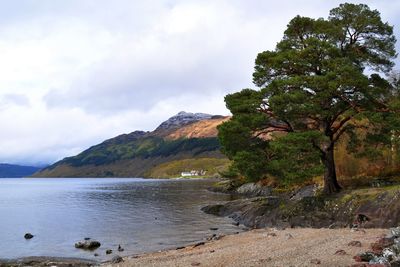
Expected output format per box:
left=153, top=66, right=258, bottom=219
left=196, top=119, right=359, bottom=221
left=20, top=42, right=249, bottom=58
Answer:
left=145, top=158, right=230, bottom=178
left=232, top=149, right=268, bottom=182
left=59, top=136, right=221, bottom=167
left=219, top=3, right=399, bottom=192
left=268, top=132, right=324, bottom=185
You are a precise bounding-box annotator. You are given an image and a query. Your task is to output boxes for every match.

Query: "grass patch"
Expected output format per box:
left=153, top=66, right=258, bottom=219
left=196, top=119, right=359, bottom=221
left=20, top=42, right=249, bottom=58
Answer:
left=145, top=158, right=230, bottom=178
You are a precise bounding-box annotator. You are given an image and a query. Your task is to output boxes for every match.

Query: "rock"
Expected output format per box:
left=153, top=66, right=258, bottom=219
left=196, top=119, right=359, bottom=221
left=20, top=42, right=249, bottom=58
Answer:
left=353, top=252, right=375, bottom=262
left=74, top=240, right=101, bottom=250
left=370, top=179, right=394, bottom=188
left=236, top=183, right=272, bottom=197
left=382, top=247, right=396, bottom=262
left=214, top=234, right=225, bottom=240
left=209, top=250, right=215, bottom=253
left=371, top=237, right=395, bottom=254
left=334, top=249, right=347, bottom=255
left=106, top=249, right=113, bottom=254
left=267, top=232, right=277, bottom=237
left=348, top=241, right=362, bottom=247
left=84, top=237, right=91, bottom=240
left=368, top=256, right=390, bottom=266
left=94, top=253, right=99, bottom=257
left=310, top=258, right=321, bottom=264
left=191, top=262, right=201, bottom=266
left=118, top=245, right=124, bottom=252
left=232, top=222, right=240, bottom=226
left=209, top=227, right=218, bottom=231
left=290, top=185, right=317, bottom=201
left=206, top=234, right=217, bottom=241
left=111, top=255, right=123, bottom=264
left=193, top=242, right=205, bottom=247
left=390, top=227, right=400, bottom=238
left=176, top=246, right=185, bottom=250
left=356, top=214, right=370, bottom=223
left=24, top=233, right=34, bottom=239
left=155, top=111, right=213, bottom=134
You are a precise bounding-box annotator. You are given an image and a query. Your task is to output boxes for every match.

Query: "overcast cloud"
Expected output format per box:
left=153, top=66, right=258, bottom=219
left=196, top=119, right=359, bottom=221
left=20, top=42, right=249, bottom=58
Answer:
left=0, top=0, right=399, bottom=165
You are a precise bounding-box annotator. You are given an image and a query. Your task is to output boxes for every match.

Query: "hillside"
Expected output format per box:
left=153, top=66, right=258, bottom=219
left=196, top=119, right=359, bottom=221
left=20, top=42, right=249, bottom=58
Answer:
left=33, top=112, right=230, bottom=178
left=0, top=163, right=42, bottom=178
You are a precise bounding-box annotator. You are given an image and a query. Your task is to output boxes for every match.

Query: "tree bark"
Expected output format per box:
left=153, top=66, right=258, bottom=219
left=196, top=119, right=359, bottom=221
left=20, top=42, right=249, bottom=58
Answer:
left=321, top=146, right=342, bottom=194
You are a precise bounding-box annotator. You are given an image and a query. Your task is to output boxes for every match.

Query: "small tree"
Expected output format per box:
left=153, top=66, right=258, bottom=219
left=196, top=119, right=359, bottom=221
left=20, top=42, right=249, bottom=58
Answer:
left=218, top=3, right=398, bottom=194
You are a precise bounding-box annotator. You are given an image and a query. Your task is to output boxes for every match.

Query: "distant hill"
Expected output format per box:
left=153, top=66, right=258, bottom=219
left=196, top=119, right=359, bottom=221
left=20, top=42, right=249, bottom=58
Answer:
left=0, top=164, right=42, bottom=178
left=33, top=112, right=230, bottom=178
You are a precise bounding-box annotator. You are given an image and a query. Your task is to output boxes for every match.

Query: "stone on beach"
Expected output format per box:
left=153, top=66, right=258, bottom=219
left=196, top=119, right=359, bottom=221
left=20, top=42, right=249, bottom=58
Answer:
left=106, top=249, right=113, bottom=254
left=334, top=249, right=347, bottom=255
left=111, top=255, right=123, bottom=263
left=348, top=240, right=362, bottom=247
left=74, top=240, right=101, bottom=250
left=310, top=258, right=321, bottom=264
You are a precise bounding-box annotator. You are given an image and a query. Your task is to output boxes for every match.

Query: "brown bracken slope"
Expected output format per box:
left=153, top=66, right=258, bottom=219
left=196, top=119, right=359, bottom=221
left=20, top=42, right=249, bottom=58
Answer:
left=166, top=116, right=230, bottom=140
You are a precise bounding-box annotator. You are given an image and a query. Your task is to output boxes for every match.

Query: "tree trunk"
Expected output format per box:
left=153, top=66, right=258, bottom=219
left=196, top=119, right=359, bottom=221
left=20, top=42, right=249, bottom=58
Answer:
left=321, top=146, right=342, bottom=194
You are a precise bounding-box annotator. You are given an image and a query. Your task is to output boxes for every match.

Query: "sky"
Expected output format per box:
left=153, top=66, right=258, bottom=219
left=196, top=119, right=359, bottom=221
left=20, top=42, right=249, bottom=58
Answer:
left=0, top=0, right=399, bottom=166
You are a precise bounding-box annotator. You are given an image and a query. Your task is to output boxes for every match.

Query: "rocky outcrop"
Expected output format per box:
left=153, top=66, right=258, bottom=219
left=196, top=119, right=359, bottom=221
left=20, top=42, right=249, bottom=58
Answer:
left=154, top=111, right=213, bottom=133
left=236, top=183, right=272, bottom=197
left=352, top=226, right=400, bottom=266
left=289, top=185, right=317, bottom=201
left=202, top=187, right=400, bottom=229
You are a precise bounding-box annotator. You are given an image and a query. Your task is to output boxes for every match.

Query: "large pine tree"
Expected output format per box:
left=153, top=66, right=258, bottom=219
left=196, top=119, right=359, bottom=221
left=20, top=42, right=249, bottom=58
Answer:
left=218, top=3, right=399, bottom=194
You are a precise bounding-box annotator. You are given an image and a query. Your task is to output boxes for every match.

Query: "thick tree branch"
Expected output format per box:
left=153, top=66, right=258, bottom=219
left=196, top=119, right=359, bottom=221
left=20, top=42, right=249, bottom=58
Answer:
left=331, top=115, right=353, bottom=135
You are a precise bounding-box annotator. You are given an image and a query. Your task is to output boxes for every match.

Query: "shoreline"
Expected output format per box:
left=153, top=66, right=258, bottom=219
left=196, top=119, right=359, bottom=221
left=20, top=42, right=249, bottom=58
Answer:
left=100, top=227, right=387, bottom=267
left=0, top=256, right=97, bottom=267
left=0, top=227, right=389, bottom=267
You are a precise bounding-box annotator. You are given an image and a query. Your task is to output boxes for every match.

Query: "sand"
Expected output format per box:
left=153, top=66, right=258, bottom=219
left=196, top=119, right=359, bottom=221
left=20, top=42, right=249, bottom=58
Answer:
left=102, top=228, right=387, bottom=267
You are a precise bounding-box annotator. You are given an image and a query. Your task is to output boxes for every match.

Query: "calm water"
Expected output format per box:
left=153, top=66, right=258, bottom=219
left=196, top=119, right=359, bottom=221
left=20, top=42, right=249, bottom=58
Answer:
left=0, top=178, right=240, bottom=261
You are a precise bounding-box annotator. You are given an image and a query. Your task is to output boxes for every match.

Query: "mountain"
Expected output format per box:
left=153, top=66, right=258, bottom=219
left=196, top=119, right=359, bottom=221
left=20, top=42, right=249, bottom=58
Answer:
left=0, top=164, right=42, bottom=178
left=33, top=112, right=230, bottom=178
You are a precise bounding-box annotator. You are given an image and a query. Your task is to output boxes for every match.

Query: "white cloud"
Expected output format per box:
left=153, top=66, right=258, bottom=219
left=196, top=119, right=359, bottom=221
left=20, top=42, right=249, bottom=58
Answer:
left=0, top=0, right=398, bottom=165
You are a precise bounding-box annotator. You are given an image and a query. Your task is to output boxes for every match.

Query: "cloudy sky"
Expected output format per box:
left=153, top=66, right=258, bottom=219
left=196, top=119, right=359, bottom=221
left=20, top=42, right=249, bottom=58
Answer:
left=0, top=0, right=399, bottom=166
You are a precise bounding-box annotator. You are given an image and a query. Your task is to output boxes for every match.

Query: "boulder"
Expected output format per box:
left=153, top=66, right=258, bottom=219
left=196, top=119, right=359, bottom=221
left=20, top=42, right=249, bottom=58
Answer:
left=390, top=227, right=400, bottom=238
left=353, top=252, right=376, bottom=262
left=106, top=249, right=113, bottom=254
left=236, top=183, right=272, bottom=197
left=371, top=237, right=395, bottom=254
left=74, top=240, right=101, bottom=250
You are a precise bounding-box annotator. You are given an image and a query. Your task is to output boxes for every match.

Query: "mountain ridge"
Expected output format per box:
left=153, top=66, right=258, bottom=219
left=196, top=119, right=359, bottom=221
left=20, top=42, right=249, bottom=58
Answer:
left=33, top=112, right=230, bottom=178
left=0, top=163, right=42, bottom=178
